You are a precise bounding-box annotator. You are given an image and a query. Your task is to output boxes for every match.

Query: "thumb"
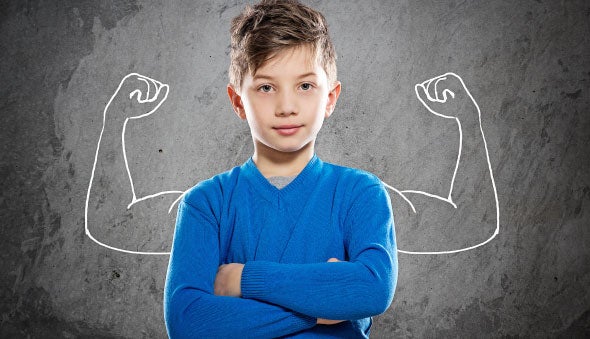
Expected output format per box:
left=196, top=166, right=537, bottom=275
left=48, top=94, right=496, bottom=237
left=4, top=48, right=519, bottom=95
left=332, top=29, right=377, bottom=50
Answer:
left=327, top=258, right=340, bottom=263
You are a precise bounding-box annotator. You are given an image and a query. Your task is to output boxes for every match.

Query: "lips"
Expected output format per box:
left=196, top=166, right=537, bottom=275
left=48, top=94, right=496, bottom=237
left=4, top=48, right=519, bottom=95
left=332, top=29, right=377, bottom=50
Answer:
left=273, top=124, right=303, bottom=136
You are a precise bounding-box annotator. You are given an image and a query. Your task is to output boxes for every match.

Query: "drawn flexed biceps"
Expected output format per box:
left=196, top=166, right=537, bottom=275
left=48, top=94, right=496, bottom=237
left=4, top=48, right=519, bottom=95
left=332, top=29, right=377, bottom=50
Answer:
left=85, top=73, right=182, bottom=255
left=85, top=72, right=499, bottom=255
left=383, top=72, right=499, bottom=254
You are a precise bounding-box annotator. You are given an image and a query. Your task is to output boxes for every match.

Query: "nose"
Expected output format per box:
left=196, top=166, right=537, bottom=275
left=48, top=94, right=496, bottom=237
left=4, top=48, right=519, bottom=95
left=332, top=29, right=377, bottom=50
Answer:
left=275, top=90, right=297, bottom=117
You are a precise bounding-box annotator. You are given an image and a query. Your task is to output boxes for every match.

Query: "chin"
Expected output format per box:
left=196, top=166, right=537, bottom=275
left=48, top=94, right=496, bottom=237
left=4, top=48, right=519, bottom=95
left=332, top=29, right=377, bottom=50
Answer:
left=260, top=138, right=314, bottom=154
left=274, top=146, right=305, bottom=153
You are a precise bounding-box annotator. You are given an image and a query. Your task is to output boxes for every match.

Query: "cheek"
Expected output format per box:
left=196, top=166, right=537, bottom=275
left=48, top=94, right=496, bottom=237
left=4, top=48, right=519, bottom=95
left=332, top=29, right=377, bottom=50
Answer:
left=312, top=95, right=329, bottom=114
left=304, top=91, right=326, bottom=108
left=309, top=100, right=328, bottom=125
left=246, top=96, right=273, bottom=114
left=242, top=96, right=256, bottom=113
left=242, top=98, right=259, bottom=119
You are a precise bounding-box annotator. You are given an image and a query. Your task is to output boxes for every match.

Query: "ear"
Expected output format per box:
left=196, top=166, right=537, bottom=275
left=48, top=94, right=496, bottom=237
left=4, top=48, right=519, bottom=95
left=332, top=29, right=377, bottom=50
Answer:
left=325, top=81, right=341, bottom=118
left=227, top=84, right=246, bottom=120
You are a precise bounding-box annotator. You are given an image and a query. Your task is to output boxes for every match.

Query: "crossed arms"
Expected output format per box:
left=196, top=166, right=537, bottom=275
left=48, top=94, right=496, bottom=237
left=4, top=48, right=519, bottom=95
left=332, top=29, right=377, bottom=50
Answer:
left=164, top=181, right=397, bottom=338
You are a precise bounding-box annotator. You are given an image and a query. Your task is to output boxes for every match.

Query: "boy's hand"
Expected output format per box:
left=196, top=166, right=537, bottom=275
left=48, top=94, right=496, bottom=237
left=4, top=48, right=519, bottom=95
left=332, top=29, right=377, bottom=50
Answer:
left=214, top=263, right=244, bottom=297
left=317, top=318, right=344, bottom=325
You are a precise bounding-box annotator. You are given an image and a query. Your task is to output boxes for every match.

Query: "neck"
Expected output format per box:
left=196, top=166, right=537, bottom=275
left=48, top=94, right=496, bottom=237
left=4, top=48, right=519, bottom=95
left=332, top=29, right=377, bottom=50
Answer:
left=252, top=141, right=315, bottom=178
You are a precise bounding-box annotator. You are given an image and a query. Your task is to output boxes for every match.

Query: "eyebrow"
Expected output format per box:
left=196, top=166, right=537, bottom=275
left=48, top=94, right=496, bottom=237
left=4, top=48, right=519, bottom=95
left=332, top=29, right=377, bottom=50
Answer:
left=253, top=72, right=318, bottom=81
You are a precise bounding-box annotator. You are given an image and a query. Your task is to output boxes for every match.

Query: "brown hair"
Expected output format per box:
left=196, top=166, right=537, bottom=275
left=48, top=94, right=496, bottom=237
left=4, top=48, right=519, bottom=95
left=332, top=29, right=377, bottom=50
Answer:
left=229, top=0, right=337, bottom=90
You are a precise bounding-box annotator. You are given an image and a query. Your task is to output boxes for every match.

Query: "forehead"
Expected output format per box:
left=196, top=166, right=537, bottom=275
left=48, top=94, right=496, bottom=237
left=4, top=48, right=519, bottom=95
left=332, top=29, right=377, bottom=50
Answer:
left=253, top=46, right=322, bottom=78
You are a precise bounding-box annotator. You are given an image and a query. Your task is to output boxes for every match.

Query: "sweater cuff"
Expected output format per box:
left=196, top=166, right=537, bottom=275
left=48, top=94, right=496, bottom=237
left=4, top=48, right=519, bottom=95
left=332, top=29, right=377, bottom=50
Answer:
left=241, top=260, right=270, bottom=299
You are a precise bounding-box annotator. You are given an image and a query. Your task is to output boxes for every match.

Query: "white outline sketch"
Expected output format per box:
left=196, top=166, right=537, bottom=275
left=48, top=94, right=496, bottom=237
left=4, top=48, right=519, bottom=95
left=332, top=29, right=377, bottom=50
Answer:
left=381, top=72, right=500, bottom=255
left=85, top=72, right=499, bottom=256
left=85, top=73, right=183, bottom=255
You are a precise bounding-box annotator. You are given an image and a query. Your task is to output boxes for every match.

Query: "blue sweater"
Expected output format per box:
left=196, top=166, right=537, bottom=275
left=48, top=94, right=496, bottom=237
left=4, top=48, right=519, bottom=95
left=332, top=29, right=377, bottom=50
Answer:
left=164, top=155, right=397, bottom=338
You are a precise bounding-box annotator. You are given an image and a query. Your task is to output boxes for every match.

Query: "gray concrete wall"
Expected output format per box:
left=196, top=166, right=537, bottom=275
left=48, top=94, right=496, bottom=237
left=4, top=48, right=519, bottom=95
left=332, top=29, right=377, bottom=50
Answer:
left=1, top=0, right=589, bottom=337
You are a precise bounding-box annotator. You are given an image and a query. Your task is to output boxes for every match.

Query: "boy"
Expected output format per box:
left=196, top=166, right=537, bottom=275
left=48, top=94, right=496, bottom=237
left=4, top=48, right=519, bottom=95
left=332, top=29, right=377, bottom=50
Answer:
left=164, top=0, right=397, bottom=337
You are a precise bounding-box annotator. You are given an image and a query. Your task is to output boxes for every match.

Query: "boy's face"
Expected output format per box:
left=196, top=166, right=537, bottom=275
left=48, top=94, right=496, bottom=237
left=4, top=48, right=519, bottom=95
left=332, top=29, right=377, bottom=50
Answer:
left=228, top=46, right=341, bottom=156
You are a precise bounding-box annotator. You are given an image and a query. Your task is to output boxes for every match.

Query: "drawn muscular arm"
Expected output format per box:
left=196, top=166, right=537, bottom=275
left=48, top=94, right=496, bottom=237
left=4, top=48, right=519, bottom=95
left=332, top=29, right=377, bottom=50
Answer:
left=387, top=73, right=499, bottom=254
left=85, top=73, right=183, bottom=254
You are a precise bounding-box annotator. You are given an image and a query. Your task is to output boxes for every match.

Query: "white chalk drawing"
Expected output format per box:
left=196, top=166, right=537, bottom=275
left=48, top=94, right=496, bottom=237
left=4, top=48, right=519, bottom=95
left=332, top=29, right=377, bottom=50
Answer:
left=382, top=72, right=500, bottom=254
left=85, top=73, right=183, bottom=255
left=85, top=72, right=499, bottom=255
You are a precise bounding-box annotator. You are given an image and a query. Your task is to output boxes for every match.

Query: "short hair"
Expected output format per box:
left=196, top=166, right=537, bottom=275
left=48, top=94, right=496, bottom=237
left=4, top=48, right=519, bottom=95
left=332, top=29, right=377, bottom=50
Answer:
left=229, top=0, right=337, bottom=90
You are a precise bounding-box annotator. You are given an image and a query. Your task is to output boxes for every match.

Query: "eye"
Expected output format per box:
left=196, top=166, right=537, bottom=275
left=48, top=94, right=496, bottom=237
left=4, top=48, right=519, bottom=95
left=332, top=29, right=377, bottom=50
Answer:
left=258, top=84, right=273, bottom=93
left=300, top=82, right=313, bottom=91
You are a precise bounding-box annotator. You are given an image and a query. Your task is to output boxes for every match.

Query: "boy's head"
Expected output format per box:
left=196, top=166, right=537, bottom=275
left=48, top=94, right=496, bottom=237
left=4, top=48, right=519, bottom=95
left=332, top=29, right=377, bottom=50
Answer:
left=227, top=0, right=341, bottom=163
left=229, top=0, right=337, bottom=92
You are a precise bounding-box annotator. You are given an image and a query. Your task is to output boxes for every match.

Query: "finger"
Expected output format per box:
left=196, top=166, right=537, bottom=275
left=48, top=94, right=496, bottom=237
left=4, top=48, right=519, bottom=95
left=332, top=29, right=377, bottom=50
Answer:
left=414, top=82, right=427, bottom=103
left=421, top=78, right=437, bottom=102
left=433, top=77, right=447, bottom=101
left=142, top=76, right=169, bottom=107
left=414, top=81, right=450, bottom=117
left=143, top=76, right=165, bottom=103
left=327, top=258, right=340, bottom=262
left=133, top=77, right=154, bottom=103
left=420, top=74, right=457, bottom=103
left=141, top=77, right=152, bottom=101
left=433, top=77, right=455, bottom=103
left=127, top=74, right=166, bottom=103
left=127, top=76, right=149, bottom=102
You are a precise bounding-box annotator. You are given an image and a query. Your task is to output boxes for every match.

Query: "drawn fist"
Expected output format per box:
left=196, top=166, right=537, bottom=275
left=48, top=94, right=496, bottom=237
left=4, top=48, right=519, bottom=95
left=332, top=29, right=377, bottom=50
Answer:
left=414, top=72, right=479, bottom=121
left=106, top=73, right=170, bottom=121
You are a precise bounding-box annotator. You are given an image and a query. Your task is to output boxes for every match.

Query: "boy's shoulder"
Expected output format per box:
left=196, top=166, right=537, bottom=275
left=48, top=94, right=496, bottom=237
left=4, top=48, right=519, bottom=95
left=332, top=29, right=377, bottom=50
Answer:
left=322, top=161, right=392, bottom=216
left=182, top=165, right=242, bottom=206
left=321, top=161, right=391, bottom=213
left=322, top=160, right=384, bottom=189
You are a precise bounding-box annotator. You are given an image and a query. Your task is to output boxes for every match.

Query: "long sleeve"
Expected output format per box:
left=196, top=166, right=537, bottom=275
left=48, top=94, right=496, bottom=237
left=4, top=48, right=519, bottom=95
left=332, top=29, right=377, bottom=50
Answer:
left=240, top=178, right=398, bottom=320
left=164, top=192, right=316, bottom=338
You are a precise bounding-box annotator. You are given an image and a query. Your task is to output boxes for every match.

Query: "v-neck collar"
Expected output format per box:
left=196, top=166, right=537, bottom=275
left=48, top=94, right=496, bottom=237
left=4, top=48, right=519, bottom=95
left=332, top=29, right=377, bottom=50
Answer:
left=241, top=154, right=323, bottom=208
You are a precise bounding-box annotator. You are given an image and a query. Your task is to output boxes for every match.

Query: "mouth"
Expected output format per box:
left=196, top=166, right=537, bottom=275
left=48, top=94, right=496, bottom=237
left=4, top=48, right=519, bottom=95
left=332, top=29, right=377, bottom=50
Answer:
left=273, top=124, right=303, bottom=136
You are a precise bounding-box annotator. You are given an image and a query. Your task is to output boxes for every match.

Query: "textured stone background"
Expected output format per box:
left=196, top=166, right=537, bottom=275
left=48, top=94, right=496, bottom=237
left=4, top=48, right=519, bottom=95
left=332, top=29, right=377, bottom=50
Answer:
left=1, top=0, right=589, bottom=337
